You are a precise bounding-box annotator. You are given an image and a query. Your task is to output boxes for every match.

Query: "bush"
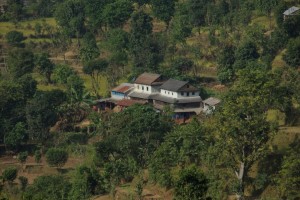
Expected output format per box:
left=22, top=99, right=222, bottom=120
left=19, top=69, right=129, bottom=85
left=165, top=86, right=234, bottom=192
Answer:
left=2, top=167, right=18, bottom=183
left=5, top=31, right=25, bottom=47
left=18, top=151, right=28, bottom=164
left=34, top=150, right=42, bottom=163
left=174, top=165, right=208, bottom=200
left=45, top=148, right=68, bottom=168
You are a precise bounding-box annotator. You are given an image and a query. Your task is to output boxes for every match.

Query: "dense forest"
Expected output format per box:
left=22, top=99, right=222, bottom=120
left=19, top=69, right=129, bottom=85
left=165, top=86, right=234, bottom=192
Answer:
left=0, top=0, right=300, bottom=199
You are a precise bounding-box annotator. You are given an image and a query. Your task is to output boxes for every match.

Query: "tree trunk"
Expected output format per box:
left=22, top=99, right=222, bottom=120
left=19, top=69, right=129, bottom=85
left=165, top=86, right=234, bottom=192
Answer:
left=235, top=162, right=245, bottom=200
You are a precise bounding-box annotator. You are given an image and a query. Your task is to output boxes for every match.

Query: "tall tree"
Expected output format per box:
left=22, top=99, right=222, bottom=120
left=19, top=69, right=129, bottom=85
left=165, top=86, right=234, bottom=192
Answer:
left=7, top=48, right=35, bottom=78
left=80, top=32, right=100, bottom=63
left=35, top=53, right=55, bottom=83
left=187, top=0, right=210, bottom=28
left=151, top=0, right=176, bottom=26
left=213, top=66, right=279, bottom=199
left=102, top=0, right=133, bottom=28
left=54, top=0, right=85, bottom=43
left=283, top=37, right=300, bottom=68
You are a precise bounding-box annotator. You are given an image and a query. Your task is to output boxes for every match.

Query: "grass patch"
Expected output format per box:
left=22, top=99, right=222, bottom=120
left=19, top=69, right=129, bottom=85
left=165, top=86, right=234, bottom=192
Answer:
left=267, top=109, right=286, bottom=126
left=80, top=74, right=109, bottom=97
left=0, top=18, right=56, bottom=37
left=272, top=49, right=286, bottom=69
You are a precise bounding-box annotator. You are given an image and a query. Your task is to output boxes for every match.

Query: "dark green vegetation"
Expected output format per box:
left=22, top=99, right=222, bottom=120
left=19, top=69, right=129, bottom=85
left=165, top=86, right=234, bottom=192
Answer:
left=0, top=0, right=300, bottom=200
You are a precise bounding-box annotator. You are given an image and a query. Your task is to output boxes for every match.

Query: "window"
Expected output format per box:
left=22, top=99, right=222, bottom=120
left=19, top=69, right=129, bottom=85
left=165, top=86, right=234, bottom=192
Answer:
left=147, top=87, right=149, bottom=91
left=181, top=92, right=184, bottom=96
left=142, top=86, right=144, bottom=90
left=187, top=92, right=189, bottom=96
left=192, top=92, right=195, bottom=95
left=165, top=91, right=166, bottom=94
left=137, top=85, right=139, bottom=89
left=187, top=85, right=189, bottom=88
left=172, top=93, right=173, bottom=95
left=168, top=92, right=170, bottom=94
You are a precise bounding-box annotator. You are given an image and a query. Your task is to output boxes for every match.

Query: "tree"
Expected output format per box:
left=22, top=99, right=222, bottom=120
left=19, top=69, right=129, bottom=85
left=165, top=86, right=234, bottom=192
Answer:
left=6, top=0, right=23, bottom=21
left=66, top=74, right=85, bottom=103
left=54, top=0, right=85, bottom=41
left=80, top=32, right=100, bottom=63
left=102, top=0, right=133, bottom=28
left=2, top=167, right=17, bottom=184
left=282, top=15, right=300, bottom=38
left=52, top=64, right=75, bottom=84
left=83, top=59, right=108, bottom=97
left=45, top=148, right=68, bottom=168
left=5, top=31, right=25, bottom=47
left=4, top=122, right=27, bottom=151
left=18, top=151, right=28, bottom=171
left=187, top=0, right=210, bottom=27
left=68, top=166, right=105, bottom=199
left=35, top=53, right=55, bottom=83
left=7, top=48, right=35, bottom=78
left=277, top=142, right=300, bottom=199
left=23, top=175, right=71, bottom=200
left=26, top=90, right=66, bottom=142
left=213, top=66, right=279, bottom=199
left=217, top=44, right=235, bottom=83
left=169, top=2, right=193, bottom=44
left=34, top=150, right=42, bottom=163
left=283, top=37, right=300, bottom=68
left=151, top=0, right=176, bottom=26
left=255, top=0, right=279, bottom=29
left=174, top=165, right=208, bottom=200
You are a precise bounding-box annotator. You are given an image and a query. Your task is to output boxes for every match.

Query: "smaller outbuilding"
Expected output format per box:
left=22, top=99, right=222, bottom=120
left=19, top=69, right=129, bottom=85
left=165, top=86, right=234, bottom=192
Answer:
left=203, top=97, right=221, bottom=114
left=283, top=6, right=300, bottom=20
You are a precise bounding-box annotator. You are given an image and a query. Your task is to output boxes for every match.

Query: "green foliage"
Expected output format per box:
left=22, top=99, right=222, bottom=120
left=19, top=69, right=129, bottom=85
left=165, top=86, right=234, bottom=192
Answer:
left=23, top=175, right=71, bottom=200
left=69, top=166, right=106, bottom=199
left=4, top=122, right=27, bottom=151
left=282, top=15, right=300, bottom=38
left=151, top=0, right=176, bottom=25
left=283, top=37, right=300, bottom=68
left=5, top=31, right=25, bottom=47
left=80, top=32, right=100, bottom=63
left=187, top=0, right=209, bottom=27
left=34, top=150, right=42, bottom=163
left=7, top=48, right=35, bottom=78
left=26, top=90, right=66, bottom=142
left=149, top=120, right=208, bottom=187
left=174, top=165, right=208, bottom=200
left=102, top=0, right=133, bottom=28
left=277, top=142, right=300, bottom=199
left=2, top=167, right=17, bottom=183
left=6, top=0, right=23, bottom=21
left=52, top=64, right=75, bottom=84
left=35, top=53, right=55, bottom=83
left=45, top=148, right=68, bottom=168
left=169, top=2, right=192, bottom=43
left=66, top=74, right=85, bottom=102
left=18, top=151, right=28, bottom=164
left=217, top=44, right=235, bottom=83
left=18, top=176, right=28, bottom=191
left=54, top=0, right=86, bottom=37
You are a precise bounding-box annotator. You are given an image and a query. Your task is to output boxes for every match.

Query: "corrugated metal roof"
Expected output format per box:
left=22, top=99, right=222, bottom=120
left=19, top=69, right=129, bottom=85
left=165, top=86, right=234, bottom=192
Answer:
left=283, top=6, right=300, bottom=15
left=117, top=99, right=146, bottom=107
left=134, top=73, right=162, bottom=85
left=112, top=83, right=134, bottom=93
left=174, top=107, right=203, bottom=115
left=160, top=79, right=188, bottom=92
left=152, top=94, right=202, bottom=104
left=203, top=97, right=221, bottom=106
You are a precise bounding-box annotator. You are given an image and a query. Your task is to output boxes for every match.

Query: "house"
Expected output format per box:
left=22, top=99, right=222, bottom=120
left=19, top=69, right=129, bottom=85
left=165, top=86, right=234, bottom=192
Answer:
left=203, top=97, right=221, bottom=114
left=111, top=83, right=134, bottom=100
left=128, top=72, right=165, bottom=103
left=153, top=79, right=202, bottom=121
left=283, top=6, right=300, bottom=20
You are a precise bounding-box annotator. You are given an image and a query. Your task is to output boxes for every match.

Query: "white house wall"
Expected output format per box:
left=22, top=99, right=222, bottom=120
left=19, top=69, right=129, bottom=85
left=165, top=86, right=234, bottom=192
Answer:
left=161, top=89, right=178, bottom=98
left=134, top=84, right=158, bottom=94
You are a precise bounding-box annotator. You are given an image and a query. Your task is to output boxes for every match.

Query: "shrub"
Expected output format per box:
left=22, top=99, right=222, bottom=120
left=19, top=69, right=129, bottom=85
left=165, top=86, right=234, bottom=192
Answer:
left=45, top=148, right=68, bottom=168
left=2, top=167, right=18, bottom=183
left=5, top=31, right=25, bottom=47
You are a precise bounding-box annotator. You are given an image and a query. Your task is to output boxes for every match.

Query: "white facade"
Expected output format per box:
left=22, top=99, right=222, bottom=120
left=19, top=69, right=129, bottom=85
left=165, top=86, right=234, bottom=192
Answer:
left=134, top=84, right=160, bottom=94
